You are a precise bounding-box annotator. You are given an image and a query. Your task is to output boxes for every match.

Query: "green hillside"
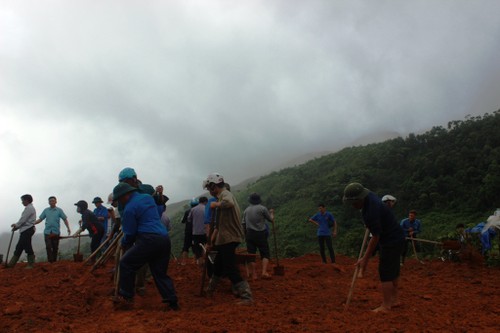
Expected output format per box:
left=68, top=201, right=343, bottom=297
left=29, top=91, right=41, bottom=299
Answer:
left=170, top=110, right=500, bottom=260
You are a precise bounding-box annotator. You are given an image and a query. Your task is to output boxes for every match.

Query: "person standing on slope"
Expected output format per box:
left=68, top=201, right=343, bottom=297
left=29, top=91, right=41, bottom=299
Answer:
left=8, top=194, right=37, bottom=269
left=308, top=203, right=338, bottom=264
left=204, top=173, right=253, bottom=305
left=343, top=183, right=404, bottom=312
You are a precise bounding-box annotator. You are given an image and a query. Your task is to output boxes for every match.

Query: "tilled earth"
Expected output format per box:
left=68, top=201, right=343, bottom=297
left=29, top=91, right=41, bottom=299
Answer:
left=1, top=253, right=499, bottom=333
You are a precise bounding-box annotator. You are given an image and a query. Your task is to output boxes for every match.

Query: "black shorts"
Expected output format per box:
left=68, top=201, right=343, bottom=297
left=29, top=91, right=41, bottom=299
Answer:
left=379, top=240, right=404, bottom=282
left=245, top=229, right=270, bottom=259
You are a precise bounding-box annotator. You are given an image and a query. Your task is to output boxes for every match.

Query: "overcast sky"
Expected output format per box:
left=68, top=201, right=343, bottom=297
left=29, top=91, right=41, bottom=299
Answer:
left=1, top=0, right=500, bottom=234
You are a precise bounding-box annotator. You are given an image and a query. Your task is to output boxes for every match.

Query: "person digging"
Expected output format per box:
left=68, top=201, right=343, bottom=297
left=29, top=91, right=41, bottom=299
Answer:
left=111, top=182, right=179, bottom=311
left=343, top=182, right=405, bottom=312
left=203, top=173, right=253, bottom=305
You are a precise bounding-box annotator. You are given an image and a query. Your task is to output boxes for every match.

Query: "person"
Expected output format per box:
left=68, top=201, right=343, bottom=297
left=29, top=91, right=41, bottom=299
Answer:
left=308, top=203, right=338, bottom=264
left=105, top=193, right=121, bottom=243
left=242, top=192, right=274, bottom=279
left=153, top=185, right=169, bottom=217
left=204, top=173, right=253, bottom=305
left=343, top=182, right=405, bottom=312
left=34, top=196, right=71, bottom=263
left=400, top=210, right=421, bottom=265
left=8, top=194, right=37, bottom=268
left=111, top=182, right=178, bottom=311
left=179, top=198, right=198, bottom=265
left=188, top=196, right=208, bottom=266
left=92, top=197, right=109, bottom=242
left=116, top=167, right=154, bottom=295
left=72, top=200, right=104, bottom=259
left=381, top=195, right=397, bottom=208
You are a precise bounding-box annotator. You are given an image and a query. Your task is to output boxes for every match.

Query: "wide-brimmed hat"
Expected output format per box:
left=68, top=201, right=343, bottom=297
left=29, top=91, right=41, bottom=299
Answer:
left=113, top=182, right=138, bottom=200
left=343, top=183, right=370, bottom=202
left=92, top=196, right=103, bottom=204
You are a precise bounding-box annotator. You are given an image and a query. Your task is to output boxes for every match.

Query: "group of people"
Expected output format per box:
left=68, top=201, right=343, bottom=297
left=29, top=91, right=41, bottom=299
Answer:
left=7, top=171, right=424, bottom=313
left=7, top=194, right=114, bottom=268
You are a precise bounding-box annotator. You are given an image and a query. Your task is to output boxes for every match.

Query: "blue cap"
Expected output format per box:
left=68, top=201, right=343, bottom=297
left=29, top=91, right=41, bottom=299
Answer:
left=118, top=167, right=137, bottom=181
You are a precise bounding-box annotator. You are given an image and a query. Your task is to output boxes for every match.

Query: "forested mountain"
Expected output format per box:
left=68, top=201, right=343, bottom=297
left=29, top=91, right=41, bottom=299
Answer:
left=170, top=110, right=500, bottom=258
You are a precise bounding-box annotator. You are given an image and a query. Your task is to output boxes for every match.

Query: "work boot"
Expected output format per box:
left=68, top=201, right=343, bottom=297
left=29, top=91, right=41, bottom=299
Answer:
left=6, top=255, right=20, bottom=268
left=234, top=280, right=253, bottom=305
left=205, top=275, right=221, bottom=297
left=25, top=254, right=35, bottom=269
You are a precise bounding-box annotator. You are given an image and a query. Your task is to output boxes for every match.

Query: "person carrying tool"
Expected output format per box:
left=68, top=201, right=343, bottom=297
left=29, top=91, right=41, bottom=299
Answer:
left=308, top=203, right=338, bottom=264
left=34, top=196, right=71, bottom=263
left=343, top=183, right=405, bottom=312
left=111, top=182, right=179, bottom=311
left=72, top=200, right=104, bottom=260
left=203, top=173, right=253, bottom=305
left=400, top=210, right=421, bottom=265
left=242, top=192, right=274, bottom=279
left=8, top=194, right=37, bottom=268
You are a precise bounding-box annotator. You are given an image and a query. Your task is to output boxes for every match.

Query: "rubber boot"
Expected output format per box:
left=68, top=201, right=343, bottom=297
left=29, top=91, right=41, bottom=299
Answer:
left=234, top=280, right=253, bottom=305
left=205, top=275, right=221, bottom=297
left=7, top=255, right=20, bottom=268
left=25, top=254, right=35, bottom=269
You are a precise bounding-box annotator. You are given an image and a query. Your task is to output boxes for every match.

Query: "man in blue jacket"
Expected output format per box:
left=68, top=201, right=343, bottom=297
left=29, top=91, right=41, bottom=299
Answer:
left=112, top=182, right=178, bottom=311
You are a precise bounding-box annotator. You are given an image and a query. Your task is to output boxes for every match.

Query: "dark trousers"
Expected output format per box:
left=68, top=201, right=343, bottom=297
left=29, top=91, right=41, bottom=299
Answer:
left=318, top=235, right=335, bottom=263
left=44, top=234, right=60, bottom=262
left=213, top=242, right=243, bottom=285
left=119, top=234, right=177, bottom=304
left=14, top=227, right=35, bottom=256
left=192, top=234, right=208, bottom=259
left=90, top=227, right=104, bottom=255
left=401, top=237, right=420, bottom=263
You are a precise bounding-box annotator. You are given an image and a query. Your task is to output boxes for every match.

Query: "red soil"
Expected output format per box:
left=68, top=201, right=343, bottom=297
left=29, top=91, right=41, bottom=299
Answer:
left=1, top=254, right=499, bottom=333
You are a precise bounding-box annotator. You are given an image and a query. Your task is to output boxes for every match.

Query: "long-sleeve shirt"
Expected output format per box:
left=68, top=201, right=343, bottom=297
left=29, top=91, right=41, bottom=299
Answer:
left=121, top=192, right=167, bottom=247
left=362, top=192, right=404, bottom=247
left=242, top=204, right=273, bottom=232
left=14, top=203, right=36, bottom=232
left=400, top=218, right=422, bottom=237
left=214, top=189, right=244, bottom=246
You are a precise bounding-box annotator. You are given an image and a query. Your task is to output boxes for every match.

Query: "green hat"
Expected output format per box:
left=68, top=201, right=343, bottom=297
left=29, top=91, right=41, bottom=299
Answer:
left=113, top=182, right=138, bottom=200
left=343, top=183, right=369, bottom=202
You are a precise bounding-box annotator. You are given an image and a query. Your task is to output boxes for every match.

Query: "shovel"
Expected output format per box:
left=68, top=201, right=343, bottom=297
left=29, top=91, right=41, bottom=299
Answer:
left=73, top=233, right=83, bottom=262
left=4, top=229, right=15, bottom=267
left=271, top=216, right=285, bottom=276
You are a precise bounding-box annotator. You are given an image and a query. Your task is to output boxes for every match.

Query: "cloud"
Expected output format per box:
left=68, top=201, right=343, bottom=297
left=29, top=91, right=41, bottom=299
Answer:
left=1, top=0, right=500, bottom=234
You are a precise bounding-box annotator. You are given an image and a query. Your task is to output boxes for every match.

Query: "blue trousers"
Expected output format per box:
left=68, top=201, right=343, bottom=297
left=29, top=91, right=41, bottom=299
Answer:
left=119, top=234, right=177, bottom=303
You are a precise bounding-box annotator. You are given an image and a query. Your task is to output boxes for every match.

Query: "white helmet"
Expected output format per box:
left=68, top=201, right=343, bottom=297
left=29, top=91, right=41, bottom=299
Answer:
left=205, top=172, right=224, bottom=187
left=382, top=194, right=397, bottom=202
